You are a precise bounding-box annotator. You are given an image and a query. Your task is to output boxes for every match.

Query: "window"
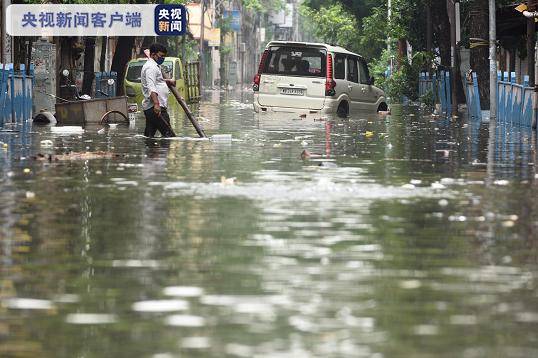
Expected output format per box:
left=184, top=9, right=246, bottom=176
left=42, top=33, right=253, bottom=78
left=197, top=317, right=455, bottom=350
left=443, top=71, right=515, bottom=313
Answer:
left=263, top=46, right=326, bottom=77
left=174, top=60, right=182, bottom=80
left=161, top=61, right=174, bottom=79
left=347, top=57, right=358, bottom=83
left=126, top=62, right=145, bottom=83
left=358, top=59, right=370, bottom=84
left=334, top=54, right=345, bottom=80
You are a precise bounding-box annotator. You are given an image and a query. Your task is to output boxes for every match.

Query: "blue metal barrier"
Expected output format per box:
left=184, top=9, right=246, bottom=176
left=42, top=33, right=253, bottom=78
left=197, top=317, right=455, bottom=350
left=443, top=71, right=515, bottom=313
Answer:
left=418, top=70, right=452, bottom=114
left=418, top=72, right=433, bottom=97
left=0, top=63, right=34, bottom=128
left=95, top=71, right=117, bottom=98
left=497, top=71, right=533, bottom=128
left=464, top=71, right=482, bottom=122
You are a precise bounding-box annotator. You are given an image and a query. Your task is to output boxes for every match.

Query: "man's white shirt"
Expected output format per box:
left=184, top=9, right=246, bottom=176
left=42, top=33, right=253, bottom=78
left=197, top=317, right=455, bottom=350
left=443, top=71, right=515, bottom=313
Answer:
left=141, top=58, right=169, bottom=111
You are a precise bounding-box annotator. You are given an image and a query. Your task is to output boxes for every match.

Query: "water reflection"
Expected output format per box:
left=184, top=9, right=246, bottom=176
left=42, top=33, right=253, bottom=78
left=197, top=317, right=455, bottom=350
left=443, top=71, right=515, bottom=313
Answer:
left=0, top=93, right=537, bottom=357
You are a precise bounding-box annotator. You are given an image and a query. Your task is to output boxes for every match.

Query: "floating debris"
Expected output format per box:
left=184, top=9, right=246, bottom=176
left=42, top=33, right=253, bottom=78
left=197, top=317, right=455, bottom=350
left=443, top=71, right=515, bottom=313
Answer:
left=318, top=161, right=337, bottom=168
left=165, top=314, right=206, bottom=327
left=163, top=286, right=204, bottom=297
left=2, top=298, right=55, bottom=310
left=181, top=337, right=211, bottom=349
left=440, top=178, right=456, bottom=185
left=66, top=313, right=117, bottom=325
left=50, top=126, right=84, bottom=134
left=211, top=134, right=232, bottom=142
left=40, top=140, right=53, bottom=148
left=132, top=300, right=189, bottom=313
left=30, top=151, right=123, bottom=162
left=220, top=176, right=236, bottom=185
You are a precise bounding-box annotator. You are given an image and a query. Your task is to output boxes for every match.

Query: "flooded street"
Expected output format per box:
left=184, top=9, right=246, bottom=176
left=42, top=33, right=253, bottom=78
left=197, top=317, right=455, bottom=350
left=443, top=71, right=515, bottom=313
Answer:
left=1, top=91, right=538, bottom=357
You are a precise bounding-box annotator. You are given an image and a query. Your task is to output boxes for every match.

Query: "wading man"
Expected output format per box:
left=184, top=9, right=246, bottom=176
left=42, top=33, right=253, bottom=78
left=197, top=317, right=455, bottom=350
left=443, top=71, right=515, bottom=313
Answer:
left=141, top=43, right=177, bottom=137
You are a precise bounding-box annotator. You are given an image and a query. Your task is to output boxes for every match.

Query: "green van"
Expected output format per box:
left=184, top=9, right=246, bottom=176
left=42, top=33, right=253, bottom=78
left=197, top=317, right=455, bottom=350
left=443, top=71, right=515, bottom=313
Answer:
left=124, top=57, right=200, bottom=110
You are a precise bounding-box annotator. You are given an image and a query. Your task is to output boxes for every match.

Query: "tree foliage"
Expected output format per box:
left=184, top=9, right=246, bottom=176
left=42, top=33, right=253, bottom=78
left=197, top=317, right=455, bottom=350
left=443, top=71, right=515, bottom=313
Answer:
left=300, top=2, right=360, bottom=53
left=241, top=0, right=283, bottom=13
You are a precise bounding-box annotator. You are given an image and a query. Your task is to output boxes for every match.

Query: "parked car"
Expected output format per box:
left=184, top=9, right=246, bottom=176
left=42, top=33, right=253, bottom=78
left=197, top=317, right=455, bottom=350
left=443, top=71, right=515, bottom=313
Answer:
left=124, top=57, right=200, bottom=111
left=253, top=41, right=387, bottom=117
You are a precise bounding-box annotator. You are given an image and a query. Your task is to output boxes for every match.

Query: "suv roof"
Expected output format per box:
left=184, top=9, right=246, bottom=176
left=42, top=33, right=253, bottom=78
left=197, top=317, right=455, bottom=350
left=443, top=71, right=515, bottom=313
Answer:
left=266, top=41, right=362, bottom=59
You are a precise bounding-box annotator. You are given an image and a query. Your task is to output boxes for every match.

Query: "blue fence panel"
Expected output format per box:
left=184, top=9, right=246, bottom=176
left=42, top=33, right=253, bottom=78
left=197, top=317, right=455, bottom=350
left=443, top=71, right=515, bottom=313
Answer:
left=0, top=63, right=34, bottom=128
left=445, top=71, right=452, bottom=115
left=0, top=64, right=5, bottom=127
left=497, top=71, right=534, bottom=136
left=522, top=76, right=533, bottom=127
left=95, top=71, right=117, bottom=98
left=418, top=70, right=454, bottom=115
left=464, top=71, right=482, bottom=122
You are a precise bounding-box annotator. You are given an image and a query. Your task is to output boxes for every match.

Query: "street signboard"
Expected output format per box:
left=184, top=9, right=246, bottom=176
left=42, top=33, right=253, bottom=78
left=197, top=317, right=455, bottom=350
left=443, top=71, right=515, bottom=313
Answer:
left=223, top=10, right=241, bottom=32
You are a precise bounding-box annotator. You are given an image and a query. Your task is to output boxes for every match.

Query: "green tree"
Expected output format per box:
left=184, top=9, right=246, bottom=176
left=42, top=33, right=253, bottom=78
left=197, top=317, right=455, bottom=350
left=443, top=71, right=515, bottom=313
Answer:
left=300, top=2, right=360, bottom=53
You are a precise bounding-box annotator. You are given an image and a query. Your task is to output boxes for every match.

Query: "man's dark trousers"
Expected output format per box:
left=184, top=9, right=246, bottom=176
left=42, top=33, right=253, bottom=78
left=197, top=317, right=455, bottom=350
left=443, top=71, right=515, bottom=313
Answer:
left=143, top=107, right=176, bottom=137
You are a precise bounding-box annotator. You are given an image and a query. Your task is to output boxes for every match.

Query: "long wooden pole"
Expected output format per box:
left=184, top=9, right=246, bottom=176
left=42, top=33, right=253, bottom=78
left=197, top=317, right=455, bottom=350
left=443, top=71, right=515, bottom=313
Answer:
left=168, top=85, right=207, bottom=138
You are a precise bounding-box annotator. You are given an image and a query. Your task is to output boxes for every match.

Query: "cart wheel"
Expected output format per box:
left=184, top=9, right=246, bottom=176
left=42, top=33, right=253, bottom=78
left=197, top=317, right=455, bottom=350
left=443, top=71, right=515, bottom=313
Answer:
left=100, top=110, right=129, bottom=125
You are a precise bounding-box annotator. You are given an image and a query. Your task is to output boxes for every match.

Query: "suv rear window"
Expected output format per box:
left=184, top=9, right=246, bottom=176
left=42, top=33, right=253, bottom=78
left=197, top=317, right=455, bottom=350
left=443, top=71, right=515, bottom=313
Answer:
left=263, top=46, right=326, bottom=77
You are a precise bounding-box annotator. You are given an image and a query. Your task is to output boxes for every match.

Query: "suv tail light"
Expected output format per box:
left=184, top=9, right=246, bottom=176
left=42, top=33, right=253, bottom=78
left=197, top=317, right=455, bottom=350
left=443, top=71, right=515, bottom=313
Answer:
left=325, top=53, right=336, bottom=96
left=253, top=50, right=269, bottom=92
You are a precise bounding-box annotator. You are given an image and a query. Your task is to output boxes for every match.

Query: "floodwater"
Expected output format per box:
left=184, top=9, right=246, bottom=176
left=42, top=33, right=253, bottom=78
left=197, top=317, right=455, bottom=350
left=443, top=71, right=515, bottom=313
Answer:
left=0, top=91, right=537, bottom=358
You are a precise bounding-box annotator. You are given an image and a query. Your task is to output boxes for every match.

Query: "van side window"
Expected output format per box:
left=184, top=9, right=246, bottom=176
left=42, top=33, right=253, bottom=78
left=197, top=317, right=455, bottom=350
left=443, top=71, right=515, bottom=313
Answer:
left=347, top=57, right=358, bottom=83
left=334, top=54, right=345, bottom=80
left=358, top=59, right=370, bottom=84
left=175, top=60, right=182, bottom=80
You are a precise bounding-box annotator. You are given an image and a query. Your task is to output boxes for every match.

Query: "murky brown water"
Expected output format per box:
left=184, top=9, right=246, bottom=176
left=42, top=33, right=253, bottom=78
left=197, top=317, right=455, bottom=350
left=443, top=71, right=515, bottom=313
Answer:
left=0, top=92, right=537, bottom=357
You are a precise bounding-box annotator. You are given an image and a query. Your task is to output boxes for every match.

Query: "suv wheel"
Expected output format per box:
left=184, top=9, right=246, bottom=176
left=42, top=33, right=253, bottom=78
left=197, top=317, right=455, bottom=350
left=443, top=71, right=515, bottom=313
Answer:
left=377, top=102, right=388, bottom=112
left=337, top=101, right=349, bottom=118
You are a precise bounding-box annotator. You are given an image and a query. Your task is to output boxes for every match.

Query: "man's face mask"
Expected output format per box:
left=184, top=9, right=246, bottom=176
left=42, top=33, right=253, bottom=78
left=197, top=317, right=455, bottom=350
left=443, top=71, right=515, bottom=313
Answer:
left=155, top=55, right=165, bottom=65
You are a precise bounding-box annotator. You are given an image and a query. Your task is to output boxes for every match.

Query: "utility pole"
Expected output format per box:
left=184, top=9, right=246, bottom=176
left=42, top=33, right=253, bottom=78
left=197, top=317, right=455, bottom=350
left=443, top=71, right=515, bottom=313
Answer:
left=487, top=0, right=497, bottom=182
left=525, top=0, right=538, bottom=128
left=199, top=0, right=206, bottom=89
left=489, top=0, right=496, bottom=120
left=240, top=42, right=245, bottom=88
left=527, top=1, right=536, bottom=87
left=1, top=0, right=12, bottom=64
left=388, top=0, right=393, bottom=75
left=293, top=0, right=299, bottom=41
left=426, top=3, right=432, bottom=52
left=448, top=0, right=458, bottom=111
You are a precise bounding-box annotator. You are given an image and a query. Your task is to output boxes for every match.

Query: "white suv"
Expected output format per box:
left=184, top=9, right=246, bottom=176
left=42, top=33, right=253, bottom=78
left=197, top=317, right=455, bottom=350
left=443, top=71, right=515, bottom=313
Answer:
left=253, top=41, right=387, bottom=117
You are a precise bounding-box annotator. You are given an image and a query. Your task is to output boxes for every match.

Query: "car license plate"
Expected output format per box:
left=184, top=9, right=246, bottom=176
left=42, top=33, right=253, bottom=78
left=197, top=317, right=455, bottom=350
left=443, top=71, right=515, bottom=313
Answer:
left=128, top=103, right=138, bottom=113
left=281, top=88, right=305, bottom=96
